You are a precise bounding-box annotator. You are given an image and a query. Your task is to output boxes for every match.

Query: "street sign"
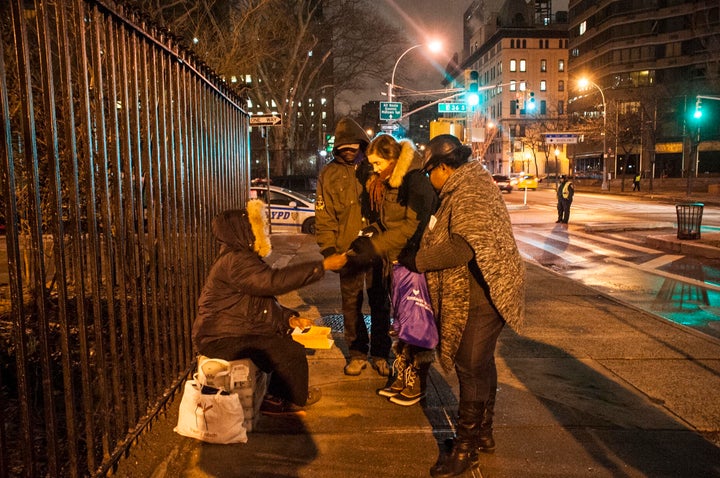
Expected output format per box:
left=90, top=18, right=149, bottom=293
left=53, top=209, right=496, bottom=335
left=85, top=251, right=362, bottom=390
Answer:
left=438, top=103, right=468, bottom=113
left=544, top=133, right=578, bottom=144
left=250, top=114, right=282, bottom=126
left=379, top=102, right=402, bottom=121
left=381, top=123, right=400, bottom=132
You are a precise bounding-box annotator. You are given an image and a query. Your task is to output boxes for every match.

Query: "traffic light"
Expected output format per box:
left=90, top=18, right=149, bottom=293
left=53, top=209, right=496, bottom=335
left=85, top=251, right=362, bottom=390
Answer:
left=526, top=91, right=536, bottom=111
left=694, top=97, right=702, bottom=119
left=465, top=70, right=480, bottom=106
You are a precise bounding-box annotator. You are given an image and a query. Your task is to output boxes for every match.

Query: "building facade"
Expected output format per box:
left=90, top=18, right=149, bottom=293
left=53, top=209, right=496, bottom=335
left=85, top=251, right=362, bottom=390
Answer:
left=567, top=0, right=720, bottom=179
left=458, top=0, right=570, bottom=176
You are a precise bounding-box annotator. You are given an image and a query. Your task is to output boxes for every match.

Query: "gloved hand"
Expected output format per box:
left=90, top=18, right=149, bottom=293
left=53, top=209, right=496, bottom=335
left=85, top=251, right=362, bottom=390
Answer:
left=397, top=248, right=418, bottom=273
left=320, top=247, right=337, bottom=258
left=348, top=236, right=377, bottom=264
left=360, top=225, right=379, bottom=237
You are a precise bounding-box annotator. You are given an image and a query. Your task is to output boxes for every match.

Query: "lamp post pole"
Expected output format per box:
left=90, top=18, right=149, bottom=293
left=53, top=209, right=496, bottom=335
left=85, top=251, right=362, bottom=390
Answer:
left=388, top=44, right=423, bottom=104
left=580, top=78, right=608, bottom=190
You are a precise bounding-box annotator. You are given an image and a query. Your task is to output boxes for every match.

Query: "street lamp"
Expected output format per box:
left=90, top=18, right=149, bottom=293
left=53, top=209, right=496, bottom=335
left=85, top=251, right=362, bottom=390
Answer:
left=578, top=77, right=608, bottom=190
left=388, top=41, right=442, bottom=103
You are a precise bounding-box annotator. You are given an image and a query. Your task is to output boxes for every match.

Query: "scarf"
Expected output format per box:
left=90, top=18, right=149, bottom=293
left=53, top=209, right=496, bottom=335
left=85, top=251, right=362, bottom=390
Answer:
left=367, top=160, right=397, bottom=212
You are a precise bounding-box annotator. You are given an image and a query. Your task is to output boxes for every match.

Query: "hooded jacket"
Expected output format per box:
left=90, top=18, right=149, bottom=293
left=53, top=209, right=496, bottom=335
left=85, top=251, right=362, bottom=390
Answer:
left=192, top=201, right=325, bottom=351
left=315, top=118, right=372, bottom=256
left=366, top=140, right=438, bottom=263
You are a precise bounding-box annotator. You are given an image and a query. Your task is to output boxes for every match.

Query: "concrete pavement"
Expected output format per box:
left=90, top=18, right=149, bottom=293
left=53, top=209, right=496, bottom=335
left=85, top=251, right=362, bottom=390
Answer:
left=114, top=231, right=720, bottom=478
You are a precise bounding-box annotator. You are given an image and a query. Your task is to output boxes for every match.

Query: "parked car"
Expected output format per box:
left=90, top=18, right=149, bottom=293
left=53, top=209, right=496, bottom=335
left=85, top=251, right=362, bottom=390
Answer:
left=249, top=185, right=316, bottom=234
left=516, top=174, right=539, bottom=190
left=492, top=174, right=513, bottom=193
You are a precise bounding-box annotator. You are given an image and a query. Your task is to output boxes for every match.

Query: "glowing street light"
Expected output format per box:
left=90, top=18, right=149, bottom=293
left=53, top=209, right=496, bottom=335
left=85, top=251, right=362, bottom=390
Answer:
left=388, top=40, right=442, bottom=103
left=578, top=77, right=608, bottom=190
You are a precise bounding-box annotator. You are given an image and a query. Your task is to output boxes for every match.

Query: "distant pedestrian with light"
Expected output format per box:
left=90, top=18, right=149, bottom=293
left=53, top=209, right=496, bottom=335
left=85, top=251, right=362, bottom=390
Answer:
left=633, top=172, right=641, bottom=191
left=556, top=175, right=574, bottom=224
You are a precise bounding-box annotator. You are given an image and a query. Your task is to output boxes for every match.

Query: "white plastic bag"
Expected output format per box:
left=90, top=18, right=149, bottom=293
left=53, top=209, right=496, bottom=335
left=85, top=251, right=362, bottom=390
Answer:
left=173, top=380, right=247, bottom=444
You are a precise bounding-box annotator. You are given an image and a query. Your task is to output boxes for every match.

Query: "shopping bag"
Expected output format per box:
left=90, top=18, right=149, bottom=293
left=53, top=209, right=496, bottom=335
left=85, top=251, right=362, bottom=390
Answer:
left=173, top=379, right=248, bottom=444
left=391, top=263, right=438, bottom=349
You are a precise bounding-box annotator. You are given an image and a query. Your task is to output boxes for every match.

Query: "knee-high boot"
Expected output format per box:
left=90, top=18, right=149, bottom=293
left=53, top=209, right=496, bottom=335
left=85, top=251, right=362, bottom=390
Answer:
left=430, top=400, right=484, bottom=477
left=478, top=388, right=496, bottom=453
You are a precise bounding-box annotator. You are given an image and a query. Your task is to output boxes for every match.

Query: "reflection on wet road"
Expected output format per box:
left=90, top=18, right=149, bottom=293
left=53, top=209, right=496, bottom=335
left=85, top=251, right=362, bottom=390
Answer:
left=514, top=224, right=720, bottom=340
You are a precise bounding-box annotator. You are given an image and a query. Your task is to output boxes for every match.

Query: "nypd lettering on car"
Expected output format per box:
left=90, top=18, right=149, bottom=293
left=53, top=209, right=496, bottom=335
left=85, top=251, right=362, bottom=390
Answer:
left=249, top=185, right=316, bottom=235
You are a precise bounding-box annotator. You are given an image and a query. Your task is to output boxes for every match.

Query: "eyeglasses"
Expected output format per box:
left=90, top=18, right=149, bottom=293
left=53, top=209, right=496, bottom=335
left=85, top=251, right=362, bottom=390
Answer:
left=423, top=164, right=437, bottom=177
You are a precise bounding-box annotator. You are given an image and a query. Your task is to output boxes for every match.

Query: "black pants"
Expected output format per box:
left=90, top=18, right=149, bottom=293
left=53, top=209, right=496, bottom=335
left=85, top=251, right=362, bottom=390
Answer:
left=557, top=199, right=572, bottom=223
left=453, top=310, right=504, bottom=403
left=200, top=334, right=310, bottom=405
left=339, top=260, right=391, bottom=360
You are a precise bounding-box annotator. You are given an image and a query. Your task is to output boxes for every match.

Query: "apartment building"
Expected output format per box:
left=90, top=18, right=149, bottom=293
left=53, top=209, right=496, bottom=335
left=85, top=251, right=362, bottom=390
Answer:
left=568, top=0, right=720, bottom=178
left=458, top=0, right=570, bottom=176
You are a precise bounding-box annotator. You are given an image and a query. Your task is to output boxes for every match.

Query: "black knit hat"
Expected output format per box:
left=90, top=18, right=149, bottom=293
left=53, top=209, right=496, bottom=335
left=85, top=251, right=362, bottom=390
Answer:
left=422, top=134, right=472, bottom=172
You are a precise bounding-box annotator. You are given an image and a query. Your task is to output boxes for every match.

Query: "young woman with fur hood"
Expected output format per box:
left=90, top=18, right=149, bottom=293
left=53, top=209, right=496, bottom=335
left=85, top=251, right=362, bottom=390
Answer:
left=192, top=201, right=346, bottom=415
left=348, top=134, right=439, bottom=407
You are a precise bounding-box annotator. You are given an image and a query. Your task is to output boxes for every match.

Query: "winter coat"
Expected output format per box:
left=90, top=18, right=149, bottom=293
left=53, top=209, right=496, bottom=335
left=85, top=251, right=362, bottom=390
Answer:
left=420, top=160, right=526, bottom=371
left=366, top=140, right=438, bottom=263
left=192, top=202, right=325, bottom=352
left=315, top=118, right=373, bottom=256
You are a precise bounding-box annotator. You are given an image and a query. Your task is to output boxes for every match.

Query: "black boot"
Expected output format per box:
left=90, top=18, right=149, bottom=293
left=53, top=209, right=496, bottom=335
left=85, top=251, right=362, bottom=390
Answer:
left=478, top=388, right=496, bottom=453
left=430, top=401, right=484, bottom=477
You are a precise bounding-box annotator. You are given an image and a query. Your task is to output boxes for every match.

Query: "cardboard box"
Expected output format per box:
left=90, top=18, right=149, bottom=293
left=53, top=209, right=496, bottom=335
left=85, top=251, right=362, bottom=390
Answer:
left=291, top=326, right=334, bottom=349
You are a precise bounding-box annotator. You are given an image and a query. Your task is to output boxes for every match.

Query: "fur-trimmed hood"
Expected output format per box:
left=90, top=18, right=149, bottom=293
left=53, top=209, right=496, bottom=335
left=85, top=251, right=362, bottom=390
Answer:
left=376, top=139, right=424, bottom=188
left=212, top=200, right=271, bottom=258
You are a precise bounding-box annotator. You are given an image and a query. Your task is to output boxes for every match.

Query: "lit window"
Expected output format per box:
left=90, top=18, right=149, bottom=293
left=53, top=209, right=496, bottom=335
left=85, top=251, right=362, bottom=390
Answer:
left=510, top=60, right=517, bottom=72
left=558, top=60, right=565, bottom=72
left=510, top=81, right=517, bottom=91
left=579, top=21, right=587, bottom=35
left=540, top=80, right=547, bottom=91
left=520, top=60, right=526, bottom=72
left=519, top=81, right=526, bottom=91
left=540, top=59, right=547, bottom=72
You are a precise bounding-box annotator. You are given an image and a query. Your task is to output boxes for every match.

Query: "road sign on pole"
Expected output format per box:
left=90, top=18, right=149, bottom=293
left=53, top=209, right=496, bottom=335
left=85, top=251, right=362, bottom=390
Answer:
left=250, top=114, right=282, bottom=126
left=438, top=103, right=468, bottom=113
left=544, top=133, right=578, bottom=144
left=379, top=102, right=402, bottom=121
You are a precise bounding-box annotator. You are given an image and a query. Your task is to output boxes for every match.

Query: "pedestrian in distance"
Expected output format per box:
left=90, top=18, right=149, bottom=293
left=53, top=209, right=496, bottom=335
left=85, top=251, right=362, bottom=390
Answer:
left=346, top=134, right=439, bottom=406
left=398, top=135, right=525, bottom=477
left=192, top=203, right=347, bottom=416
left=633, top=172, right=641, bottom=191
left=315, top=117, right=393, bottom=377
left=556, top=175, right=574, bottom=224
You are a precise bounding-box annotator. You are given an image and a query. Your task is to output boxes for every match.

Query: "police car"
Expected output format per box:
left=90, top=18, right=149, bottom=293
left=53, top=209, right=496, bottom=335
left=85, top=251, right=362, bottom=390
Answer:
left=249, top=185, right=316, bottom=234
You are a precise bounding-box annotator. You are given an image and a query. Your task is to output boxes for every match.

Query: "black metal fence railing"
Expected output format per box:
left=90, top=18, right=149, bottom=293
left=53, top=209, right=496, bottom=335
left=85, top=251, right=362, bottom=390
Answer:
left=0, top=1, right=249, bottom=476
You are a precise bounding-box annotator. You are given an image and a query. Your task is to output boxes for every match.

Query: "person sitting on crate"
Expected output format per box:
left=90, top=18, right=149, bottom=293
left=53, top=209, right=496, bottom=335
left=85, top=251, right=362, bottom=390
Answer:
left=192, top=201, right=347, bottom=416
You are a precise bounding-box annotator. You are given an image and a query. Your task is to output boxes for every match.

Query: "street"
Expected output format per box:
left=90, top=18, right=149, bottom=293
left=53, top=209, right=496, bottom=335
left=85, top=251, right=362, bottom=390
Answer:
left=503, top=187, right=720, bottom=340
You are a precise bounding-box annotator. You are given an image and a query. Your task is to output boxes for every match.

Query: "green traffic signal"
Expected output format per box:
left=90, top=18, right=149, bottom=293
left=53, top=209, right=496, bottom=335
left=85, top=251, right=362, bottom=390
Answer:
left=527, top=92, right=536, bottom=111
left=694, top=98, right=702, bottom=119
left=466, top=70, right=480, bottom=106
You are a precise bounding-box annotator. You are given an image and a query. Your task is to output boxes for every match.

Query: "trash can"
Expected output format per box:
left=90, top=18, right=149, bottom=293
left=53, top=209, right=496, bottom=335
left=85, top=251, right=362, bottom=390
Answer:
left=675, top=202, right=704, bottom=240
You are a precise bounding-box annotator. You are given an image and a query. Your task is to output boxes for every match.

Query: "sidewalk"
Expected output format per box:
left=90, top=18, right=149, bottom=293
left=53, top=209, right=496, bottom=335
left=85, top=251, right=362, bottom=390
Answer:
left=115, top=234, right=720, bottom=478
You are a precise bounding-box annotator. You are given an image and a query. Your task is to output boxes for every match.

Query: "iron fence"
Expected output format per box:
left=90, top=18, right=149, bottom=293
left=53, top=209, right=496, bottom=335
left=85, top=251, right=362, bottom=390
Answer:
left=0, top=0, right=249, bottom=476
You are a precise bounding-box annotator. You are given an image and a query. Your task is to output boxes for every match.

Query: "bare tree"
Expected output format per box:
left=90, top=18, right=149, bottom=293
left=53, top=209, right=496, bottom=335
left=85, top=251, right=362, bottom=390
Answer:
left=133, top=0, right=404, bottom=174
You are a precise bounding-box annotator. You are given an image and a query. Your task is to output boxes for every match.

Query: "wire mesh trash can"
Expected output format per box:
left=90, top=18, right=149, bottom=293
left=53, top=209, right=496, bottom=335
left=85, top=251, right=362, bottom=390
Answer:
left=675, top=202, right=704, bottom=240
